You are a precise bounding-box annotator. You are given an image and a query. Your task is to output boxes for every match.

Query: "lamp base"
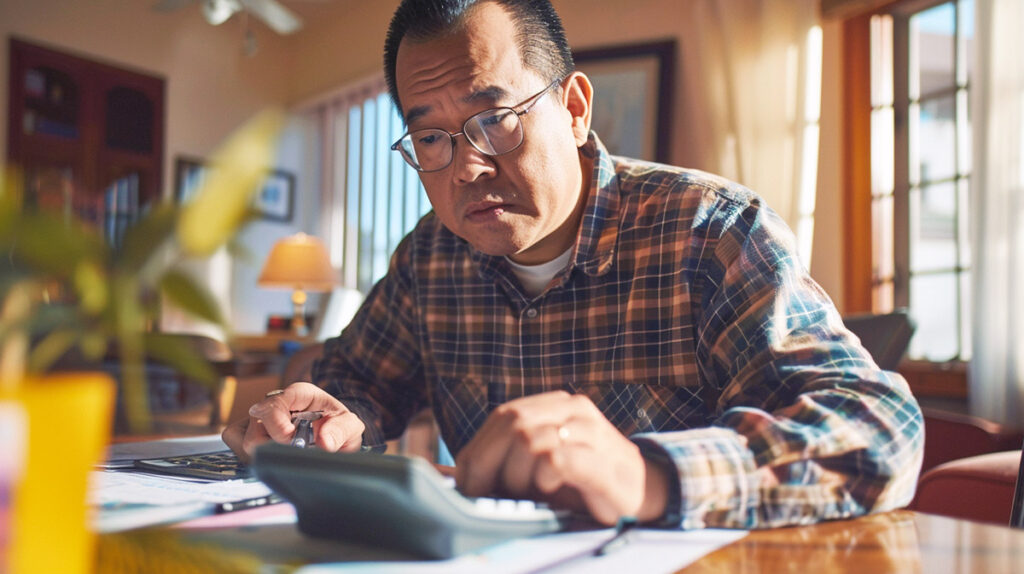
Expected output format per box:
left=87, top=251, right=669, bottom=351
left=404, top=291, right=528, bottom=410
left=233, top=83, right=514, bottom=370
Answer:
left=291, top=289, right=309, bottom=337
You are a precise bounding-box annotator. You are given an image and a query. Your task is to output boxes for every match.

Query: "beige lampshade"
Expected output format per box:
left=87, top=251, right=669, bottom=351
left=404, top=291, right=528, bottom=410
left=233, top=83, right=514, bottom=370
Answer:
left=258, top=233, right=337, bottom=291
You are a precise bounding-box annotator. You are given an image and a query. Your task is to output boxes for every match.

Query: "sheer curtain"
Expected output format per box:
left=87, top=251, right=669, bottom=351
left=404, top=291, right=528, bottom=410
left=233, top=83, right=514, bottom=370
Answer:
left=679, top=0, right=822, bottom=265
left=969, top=0, right=1024, bottom=425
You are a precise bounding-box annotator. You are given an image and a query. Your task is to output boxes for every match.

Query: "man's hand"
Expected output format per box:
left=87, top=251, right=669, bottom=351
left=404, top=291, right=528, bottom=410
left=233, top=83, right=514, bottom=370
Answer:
left=454, top=391, right=670, bottom=526
left=221, top=382, right=366, bottom=463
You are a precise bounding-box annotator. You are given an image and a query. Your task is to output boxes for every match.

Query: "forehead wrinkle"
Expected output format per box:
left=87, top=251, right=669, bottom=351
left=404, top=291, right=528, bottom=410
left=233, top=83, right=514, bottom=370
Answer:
left=400, top=59, right=476, bottom=125
left=403, top=83, right=512, bottom=128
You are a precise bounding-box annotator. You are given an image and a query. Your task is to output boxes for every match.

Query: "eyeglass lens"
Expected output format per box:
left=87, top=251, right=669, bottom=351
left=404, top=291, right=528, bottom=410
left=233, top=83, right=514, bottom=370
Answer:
left=401, top=107, right=524, bottom=172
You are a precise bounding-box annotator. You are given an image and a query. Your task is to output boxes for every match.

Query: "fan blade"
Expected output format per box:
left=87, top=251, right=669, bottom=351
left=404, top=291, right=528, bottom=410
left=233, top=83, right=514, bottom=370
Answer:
left=239, top=0, right=303, bottom=35
left=153, top=0, right=196, bottom=12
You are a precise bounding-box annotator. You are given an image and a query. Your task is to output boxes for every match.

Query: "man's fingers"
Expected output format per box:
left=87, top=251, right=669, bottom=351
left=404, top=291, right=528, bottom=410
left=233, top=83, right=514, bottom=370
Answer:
left=315, top=410, right=365, bottom=452
left=454, top=390, right=653, bottom=526
left=499, top=423, right=562, bottom=496
left=221, top=418, right=251, bottom=462
left=456, top=409, right=519, bottom=497
left=456, top=391, right=586, bottom=497
left=231, top=381, right=365, bottom=454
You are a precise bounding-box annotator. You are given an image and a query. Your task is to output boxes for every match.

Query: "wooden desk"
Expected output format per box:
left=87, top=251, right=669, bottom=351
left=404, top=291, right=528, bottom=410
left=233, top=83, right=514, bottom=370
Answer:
left=97, top=510, right=1024, bottom=572
left=681, top=510, right=1024, bottom=573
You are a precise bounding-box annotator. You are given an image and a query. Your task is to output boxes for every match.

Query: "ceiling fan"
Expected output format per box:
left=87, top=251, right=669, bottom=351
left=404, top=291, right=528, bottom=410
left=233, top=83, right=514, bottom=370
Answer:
left=154, top=0, right=310, bottom=35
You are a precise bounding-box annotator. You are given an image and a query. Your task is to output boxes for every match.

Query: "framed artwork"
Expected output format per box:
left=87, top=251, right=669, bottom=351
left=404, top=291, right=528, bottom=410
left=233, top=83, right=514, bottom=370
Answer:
left=253, top=170, right=295, bottom=222
left=173, top=156, right=295, bottom=222
left=573, top=40, right=676, bottom=163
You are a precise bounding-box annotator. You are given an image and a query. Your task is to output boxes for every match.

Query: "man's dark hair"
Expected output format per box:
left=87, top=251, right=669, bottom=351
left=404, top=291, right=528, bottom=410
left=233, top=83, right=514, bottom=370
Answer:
left=383, top=0, right=574, bottom=119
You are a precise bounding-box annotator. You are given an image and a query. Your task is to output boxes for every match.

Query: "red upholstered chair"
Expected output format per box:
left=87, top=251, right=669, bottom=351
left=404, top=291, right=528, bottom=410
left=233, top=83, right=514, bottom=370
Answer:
left=920, top=408, right=1024, bottom=474
left=911, top=450, right=1022, bottom=526
left=911, top=409, right=1024, bottom=527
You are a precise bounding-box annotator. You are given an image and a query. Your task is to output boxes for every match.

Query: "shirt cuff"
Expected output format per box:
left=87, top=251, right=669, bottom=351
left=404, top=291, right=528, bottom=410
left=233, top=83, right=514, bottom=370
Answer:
left=340, top=400, right=388, bottom=452
left=632, top=426, right=759, bottom=529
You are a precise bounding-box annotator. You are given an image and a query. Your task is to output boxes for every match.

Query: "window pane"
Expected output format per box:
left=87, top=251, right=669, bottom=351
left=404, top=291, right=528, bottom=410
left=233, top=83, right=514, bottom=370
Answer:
left=958, top=0, right=975, bottom=87
left=915, top=95, right=956, bottom=183
left=957, top=178, right=970, bottom=268
left=956, top=88, right=971, bottom=174
left=871, top=107, right=894, bottom=193
left=870, top=15, right=894, bottom=107
left=959, top=270, right=972, bottom=360
left=873, top=280, right=894, bottom=313
left=911, top=2, right=955, bottom=98
left=909, top=272, right=959, bottom=361
left=872, top=193, right=895, bottom=280
left=911, top=181, right=957, bottom=272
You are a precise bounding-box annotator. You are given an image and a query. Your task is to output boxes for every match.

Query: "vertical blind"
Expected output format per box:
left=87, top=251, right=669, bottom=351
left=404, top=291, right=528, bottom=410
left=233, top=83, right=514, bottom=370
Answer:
left=312, top=76, right=430, bottom=294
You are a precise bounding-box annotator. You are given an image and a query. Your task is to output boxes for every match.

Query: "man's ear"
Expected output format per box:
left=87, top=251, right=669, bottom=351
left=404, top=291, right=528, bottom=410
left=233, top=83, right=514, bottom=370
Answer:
left=562, top=72, right=593, bottom=146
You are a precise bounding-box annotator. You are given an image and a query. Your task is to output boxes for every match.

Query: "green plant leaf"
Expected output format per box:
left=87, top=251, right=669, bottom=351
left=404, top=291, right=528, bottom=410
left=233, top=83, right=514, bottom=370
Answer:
left=118, top=203, right=179, bottom=272
left=27, top=327, right=81, bottom=373
left=177, top=108, right=285, bottom=256
left=159, top=270, right=224, bottom=326
left=10, top=213, right=107, bottom=278
left=143, top=333, right=219, bottom=388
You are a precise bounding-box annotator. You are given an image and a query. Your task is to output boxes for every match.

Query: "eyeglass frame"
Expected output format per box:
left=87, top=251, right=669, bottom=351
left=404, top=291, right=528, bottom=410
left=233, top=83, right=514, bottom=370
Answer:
left=390, top=77, right=565, bottom=173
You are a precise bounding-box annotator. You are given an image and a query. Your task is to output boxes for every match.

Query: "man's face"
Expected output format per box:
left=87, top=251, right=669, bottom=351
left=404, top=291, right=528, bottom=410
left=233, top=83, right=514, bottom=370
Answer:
left=394, top=3, right=590, bottom=265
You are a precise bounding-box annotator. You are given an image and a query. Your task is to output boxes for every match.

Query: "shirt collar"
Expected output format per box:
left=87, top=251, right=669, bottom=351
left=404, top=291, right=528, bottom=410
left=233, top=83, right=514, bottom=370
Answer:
left=574, top=131, right=620, bottom=277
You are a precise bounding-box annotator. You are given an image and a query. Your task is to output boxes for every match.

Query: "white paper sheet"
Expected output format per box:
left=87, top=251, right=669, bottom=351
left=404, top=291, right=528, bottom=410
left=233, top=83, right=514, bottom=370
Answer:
left=90, top=470, right=272, bottom=532
left=294, top=528, right=748, bottom=574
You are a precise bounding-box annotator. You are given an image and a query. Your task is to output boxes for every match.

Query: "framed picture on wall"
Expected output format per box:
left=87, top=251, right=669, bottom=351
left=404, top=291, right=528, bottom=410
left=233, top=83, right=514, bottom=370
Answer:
left=173, top=156, right=295, bottom=223
left=253, top=170, right=295, bottom=222
left=572, top=40, right=676, bottom=163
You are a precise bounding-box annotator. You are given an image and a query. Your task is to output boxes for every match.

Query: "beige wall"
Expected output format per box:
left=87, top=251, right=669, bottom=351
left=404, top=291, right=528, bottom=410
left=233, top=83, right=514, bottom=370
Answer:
left=0, top=0, right=847, bottom=319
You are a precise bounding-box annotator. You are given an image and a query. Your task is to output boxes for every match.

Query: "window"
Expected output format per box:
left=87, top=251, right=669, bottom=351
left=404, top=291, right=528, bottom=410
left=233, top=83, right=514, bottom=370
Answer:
left=313, top=78, right=430, bottom=295
left=869, top=0, right=974, bottom=362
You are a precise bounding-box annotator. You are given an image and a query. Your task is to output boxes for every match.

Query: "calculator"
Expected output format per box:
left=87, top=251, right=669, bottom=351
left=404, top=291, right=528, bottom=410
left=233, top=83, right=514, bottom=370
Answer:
left=251, top=443, right=572, bottom=559
left=134, top=450, right=250, bottom=481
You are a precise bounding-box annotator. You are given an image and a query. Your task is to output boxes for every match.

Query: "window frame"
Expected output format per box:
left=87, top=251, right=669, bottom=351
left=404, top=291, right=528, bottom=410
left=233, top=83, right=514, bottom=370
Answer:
left=839, top=0, right=969, bottom=399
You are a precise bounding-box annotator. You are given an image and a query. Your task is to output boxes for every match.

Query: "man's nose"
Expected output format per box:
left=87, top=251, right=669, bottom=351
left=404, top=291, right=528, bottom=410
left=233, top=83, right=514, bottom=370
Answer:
left=450, top=137, right=496, bottom=185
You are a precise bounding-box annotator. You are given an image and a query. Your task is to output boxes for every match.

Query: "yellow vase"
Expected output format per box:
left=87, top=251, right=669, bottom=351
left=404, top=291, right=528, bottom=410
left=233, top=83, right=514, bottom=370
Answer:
left=1, top=373, right=114, bottom=574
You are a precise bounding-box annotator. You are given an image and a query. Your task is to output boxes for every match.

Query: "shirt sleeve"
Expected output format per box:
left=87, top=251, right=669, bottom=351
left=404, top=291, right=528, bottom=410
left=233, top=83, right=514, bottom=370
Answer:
left=632, top=198, right=924, bottom=530
left=311, top=235, right=427, bottom=450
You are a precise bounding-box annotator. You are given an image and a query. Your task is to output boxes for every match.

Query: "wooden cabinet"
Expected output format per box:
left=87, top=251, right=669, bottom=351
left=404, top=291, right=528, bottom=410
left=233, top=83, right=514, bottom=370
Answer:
left=6, top=38, right=165, bottom=245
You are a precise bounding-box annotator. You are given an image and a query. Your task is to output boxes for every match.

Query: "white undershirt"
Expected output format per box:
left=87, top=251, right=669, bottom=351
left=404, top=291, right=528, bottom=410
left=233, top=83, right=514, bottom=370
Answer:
left=505, top=247, right=573, bottom=297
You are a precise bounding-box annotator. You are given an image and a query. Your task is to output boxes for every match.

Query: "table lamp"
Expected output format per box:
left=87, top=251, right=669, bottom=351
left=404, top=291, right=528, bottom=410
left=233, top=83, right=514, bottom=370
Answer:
left=258, top=233, right=337, bottom=336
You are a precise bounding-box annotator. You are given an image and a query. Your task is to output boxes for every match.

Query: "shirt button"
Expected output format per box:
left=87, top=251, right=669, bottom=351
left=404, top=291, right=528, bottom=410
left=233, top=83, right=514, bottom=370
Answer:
left=637, top=407, right=647, bottom=419
left=525, top=308, right=538, bottom=318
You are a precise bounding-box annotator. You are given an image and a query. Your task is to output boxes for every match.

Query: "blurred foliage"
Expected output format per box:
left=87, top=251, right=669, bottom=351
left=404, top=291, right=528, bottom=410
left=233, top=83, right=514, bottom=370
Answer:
left=0, top=109, right=285, bottom=432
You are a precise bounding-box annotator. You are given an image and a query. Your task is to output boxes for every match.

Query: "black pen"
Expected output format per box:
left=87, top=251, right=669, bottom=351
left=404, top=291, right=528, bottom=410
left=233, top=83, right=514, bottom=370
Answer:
left=593, top=516, right=637, bottom=556
left=215, top=493, right=285, bottom=514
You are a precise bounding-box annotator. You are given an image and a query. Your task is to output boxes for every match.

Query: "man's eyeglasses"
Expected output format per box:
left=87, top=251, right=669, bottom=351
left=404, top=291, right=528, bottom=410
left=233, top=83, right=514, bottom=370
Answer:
left=391, top=78, right=563, bottom=173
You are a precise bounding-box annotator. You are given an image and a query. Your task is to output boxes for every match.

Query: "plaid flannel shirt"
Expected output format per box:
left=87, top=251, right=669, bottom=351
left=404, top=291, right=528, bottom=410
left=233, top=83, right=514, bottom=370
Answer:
left=313, top=133, right=924, bottom=530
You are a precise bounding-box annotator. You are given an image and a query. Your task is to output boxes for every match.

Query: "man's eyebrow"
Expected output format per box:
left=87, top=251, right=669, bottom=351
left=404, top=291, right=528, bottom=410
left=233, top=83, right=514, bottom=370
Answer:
left=403, top=86, right=512, bottom=127
left=463, top=85, right=510, bottom=105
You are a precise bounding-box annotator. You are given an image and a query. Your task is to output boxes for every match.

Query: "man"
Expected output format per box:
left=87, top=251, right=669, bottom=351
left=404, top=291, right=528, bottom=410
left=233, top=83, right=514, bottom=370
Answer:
left=225, top=0, right=923, bottom=530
